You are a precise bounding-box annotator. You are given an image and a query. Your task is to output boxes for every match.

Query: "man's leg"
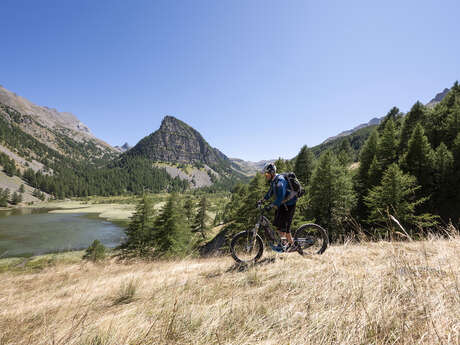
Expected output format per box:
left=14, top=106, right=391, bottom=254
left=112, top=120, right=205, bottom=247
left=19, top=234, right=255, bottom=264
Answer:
left=277, top=229, right=294, bottom=245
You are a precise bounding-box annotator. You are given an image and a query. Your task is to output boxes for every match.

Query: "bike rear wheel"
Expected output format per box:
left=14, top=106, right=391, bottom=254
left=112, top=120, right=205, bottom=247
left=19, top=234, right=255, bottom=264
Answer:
left=293, top=223, right=328, bottom=255
left=230, top=231, right=264, bottom=263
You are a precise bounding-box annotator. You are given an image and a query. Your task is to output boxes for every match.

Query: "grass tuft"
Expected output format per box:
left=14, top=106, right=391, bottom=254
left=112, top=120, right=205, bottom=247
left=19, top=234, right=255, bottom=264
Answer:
left=113, top=278, right=138, bottom=305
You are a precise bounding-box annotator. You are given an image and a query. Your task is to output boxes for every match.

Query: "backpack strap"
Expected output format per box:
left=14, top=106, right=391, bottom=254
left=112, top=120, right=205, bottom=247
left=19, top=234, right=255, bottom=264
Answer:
left=280, top=173, right=297, bottom=205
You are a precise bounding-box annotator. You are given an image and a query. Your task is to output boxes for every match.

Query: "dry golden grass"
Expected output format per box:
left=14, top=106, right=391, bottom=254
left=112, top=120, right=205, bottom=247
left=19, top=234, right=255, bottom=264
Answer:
left=1, top=237, right=459, bottom=345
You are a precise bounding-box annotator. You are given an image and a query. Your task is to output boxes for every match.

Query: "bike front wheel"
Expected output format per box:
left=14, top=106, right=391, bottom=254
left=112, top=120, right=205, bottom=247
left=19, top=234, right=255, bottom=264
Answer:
left=230, top=231, right=264, bottom=263
left=294, top=223, right=328, bottom=255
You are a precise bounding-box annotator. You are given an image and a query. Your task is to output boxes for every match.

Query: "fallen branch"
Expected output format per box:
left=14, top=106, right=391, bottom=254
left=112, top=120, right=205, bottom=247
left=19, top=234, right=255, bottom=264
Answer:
left=389, top=215, right=413, bottom=242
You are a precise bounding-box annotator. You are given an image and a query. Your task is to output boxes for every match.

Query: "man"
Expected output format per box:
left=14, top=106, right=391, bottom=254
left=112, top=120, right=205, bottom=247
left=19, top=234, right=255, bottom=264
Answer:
left=261, top=163, right=299, bottom=252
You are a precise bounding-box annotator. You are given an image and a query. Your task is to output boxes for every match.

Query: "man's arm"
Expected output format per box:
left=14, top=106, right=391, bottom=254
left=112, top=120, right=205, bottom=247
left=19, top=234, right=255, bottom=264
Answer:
left=264, top=184, right=273, bottom=200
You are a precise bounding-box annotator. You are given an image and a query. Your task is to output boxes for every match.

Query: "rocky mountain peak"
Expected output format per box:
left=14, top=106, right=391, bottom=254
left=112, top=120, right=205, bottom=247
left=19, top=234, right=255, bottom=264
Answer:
left=125, top=115, right=229, bottom=169
left=114, top=142, right=131, bottom=152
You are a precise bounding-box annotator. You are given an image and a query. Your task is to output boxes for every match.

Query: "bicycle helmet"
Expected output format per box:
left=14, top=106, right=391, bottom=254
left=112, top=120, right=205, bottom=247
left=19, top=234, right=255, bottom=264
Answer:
left=263, top=163, right=276, bottom=175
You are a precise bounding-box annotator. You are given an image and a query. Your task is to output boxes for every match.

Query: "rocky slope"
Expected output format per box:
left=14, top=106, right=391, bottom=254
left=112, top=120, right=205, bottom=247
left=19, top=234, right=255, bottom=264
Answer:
left=0, top=85, right=115, bottom=154
left=229, top=158, right=273, bottom=176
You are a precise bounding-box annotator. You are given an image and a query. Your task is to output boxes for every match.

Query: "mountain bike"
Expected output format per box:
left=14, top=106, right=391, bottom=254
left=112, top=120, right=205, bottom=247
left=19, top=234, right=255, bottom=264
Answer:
left=230, top=202, right=328, bottom=264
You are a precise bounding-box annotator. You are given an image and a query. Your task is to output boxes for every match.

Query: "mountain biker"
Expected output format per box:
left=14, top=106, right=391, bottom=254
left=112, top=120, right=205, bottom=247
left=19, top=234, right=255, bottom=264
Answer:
left=260, top=163, right=299, bottom=252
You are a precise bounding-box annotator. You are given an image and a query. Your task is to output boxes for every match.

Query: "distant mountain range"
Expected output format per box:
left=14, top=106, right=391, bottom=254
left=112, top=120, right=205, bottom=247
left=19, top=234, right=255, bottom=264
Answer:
left=114, top=142, right=131, bottom=152
left=0, top=82, right=455, bottom=195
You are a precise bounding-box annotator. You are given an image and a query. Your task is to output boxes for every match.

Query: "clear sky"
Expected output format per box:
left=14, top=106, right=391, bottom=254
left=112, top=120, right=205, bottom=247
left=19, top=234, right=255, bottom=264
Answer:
left=1, top=0, right=459, bottom=161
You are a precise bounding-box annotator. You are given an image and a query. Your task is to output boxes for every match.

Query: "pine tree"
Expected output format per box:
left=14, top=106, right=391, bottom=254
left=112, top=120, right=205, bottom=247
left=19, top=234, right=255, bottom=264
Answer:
left=83, top=240, right=106, bottom=262
left=377, top=118, right=398, bottom=170
left=121, top=193, right=155, bottom=256
left=294, top=145, right=315, bottom=186
left=356, top=130, right=379, bottom=191
left=309, top=151, right=355, bottom=240
left=3, top=188, right=10, bottom=202
left=400, top=123, right=434, bottom=189
left=223, top=183, right=248, bottom=223
left=378, top=106, right=402, bottom=132
left=183, top=196, right=195, bottom=223
left=354, top=130, right=379, bottom=220
left=19, top=184, right=25, bottom=193
left=0, top=188, right=8, bottom=207
left=433, top=142, right=454, bottom=187
left=432, top=142, right=454, bottom=217
left=446, top=104, right=460, bottom=147
left=367, top=156, right=381, bottom=188
left=274, top=158, right=285, bottom=173
left=192, top=196, right=209, bottom=240
left=424, top=104, right=449, bottom=149
left=337, top=139, right=353, bottom=167
left=452, top=133, right=460, bottom=174
left=3, top=161, right=16, bottom=177
left=152, top=193, right=191, bottom=257
left=11, top=192, right=22, bottom=205
left=399, top=102, right=427, bottom=152
left=364, top=164, right=436, bottom=233
left=234, top=173, right=266, bottom=232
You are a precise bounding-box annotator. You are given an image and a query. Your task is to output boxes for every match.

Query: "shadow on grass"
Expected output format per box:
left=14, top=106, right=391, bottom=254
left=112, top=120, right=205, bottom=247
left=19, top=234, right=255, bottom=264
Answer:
left=226, top=256, right=283, bottom=273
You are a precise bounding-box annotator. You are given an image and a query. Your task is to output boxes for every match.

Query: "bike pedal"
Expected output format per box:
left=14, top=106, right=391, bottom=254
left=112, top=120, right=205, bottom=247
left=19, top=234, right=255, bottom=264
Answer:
left=269, top=243, right=284, bottom=253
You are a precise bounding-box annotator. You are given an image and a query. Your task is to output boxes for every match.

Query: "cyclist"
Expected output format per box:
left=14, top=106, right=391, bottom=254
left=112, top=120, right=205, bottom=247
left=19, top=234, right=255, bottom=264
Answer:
left=260, top=163, right=299, bottom=252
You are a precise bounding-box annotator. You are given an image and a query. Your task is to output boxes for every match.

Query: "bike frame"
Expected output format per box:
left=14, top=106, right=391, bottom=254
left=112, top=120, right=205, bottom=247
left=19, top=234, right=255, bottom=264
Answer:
left=253, top=209, right=278, bottom=244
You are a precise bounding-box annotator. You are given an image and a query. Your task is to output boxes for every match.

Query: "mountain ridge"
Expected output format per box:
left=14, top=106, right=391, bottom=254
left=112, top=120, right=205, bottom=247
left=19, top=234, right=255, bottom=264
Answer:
left=0, top=85, right=114, bottom=151
left=321, top=86, right=451, bottom=145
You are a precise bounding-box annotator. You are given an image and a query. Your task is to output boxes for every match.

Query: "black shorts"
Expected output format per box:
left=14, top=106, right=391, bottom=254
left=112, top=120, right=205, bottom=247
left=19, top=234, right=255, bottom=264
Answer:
left=273, top=204, right=296, bottom=233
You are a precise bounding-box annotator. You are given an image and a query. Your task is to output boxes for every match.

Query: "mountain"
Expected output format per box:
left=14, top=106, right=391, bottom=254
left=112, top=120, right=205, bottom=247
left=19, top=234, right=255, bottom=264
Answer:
left=117, top=115, right=250, bottom=188
left=123, top=115, right=273, bottom=180
left=126, top=116, right=231, bottom=170
left=114, top=142, right=131, bottom=152
left=0, top=84, right=126, bottom=200
left=0, top=85, right=115, bottom=156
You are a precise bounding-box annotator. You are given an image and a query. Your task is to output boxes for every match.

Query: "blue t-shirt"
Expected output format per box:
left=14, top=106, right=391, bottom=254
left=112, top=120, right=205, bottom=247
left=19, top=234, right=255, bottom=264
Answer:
left=264, top=174, right=297, bottom=207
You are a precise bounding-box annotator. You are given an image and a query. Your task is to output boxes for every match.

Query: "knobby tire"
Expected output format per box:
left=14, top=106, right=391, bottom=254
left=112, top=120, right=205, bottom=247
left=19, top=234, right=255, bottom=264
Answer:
left=230, top=231, right=264, bottom=264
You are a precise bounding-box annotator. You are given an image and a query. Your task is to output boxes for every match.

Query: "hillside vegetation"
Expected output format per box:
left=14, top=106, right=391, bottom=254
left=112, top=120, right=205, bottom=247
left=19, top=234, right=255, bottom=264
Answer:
left=1, top=236, right=458, bottom=345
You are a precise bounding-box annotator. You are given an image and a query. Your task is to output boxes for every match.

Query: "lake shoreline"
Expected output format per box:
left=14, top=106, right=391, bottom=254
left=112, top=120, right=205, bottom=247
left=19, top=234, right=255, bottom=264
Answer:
left=0, top=200, right=132, bottom=262
left=27, top=200, right=135, bottom=222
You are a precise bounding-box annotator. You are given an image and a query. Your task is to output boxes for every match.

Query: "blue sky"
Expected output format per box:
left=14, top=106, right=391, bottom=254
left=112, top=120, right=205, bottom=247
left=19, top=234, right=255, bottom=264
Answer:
left=1, top=0, right=459, bottom=161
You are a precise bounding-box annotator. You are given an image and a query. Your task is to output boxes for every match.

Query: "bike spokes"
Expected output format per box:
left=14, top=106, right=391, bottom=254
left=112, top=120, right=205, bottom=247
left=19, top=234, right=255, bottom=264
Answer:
left=230, top=231, right=264, bottom=263
left=294, top=224, right=328, bottom=255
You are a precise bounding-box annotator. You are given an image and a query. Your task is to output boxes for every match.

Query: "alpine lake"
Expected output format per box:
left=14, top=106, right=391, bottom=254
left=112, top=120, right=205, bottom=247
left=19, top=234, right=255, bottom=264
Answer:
left=0, top=208, right=127, bottom=258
